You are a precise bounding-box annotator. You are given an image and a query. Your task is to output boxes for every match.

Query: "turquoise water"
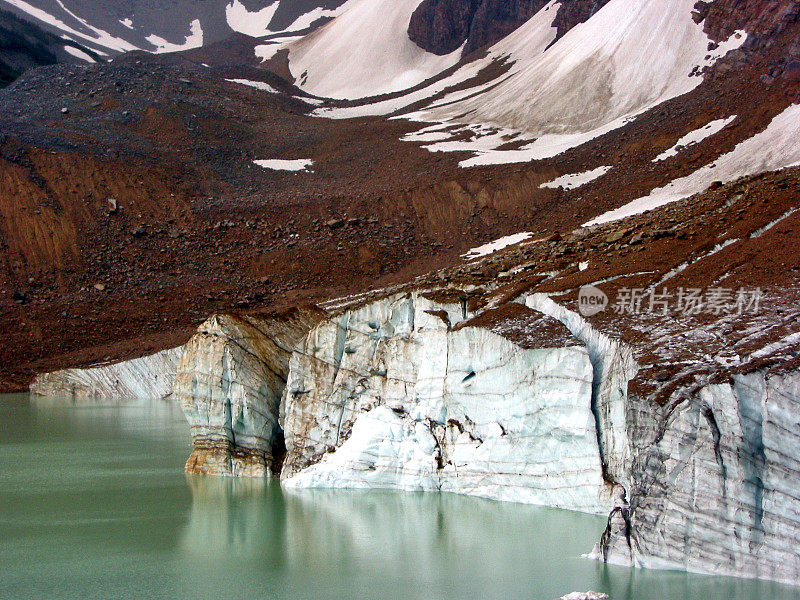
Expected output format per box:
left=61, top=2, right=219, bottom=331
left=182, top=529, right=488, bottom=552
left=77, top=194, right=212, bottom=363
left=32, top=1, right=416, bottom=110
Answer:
left=1, top=394, right=799, bottom=600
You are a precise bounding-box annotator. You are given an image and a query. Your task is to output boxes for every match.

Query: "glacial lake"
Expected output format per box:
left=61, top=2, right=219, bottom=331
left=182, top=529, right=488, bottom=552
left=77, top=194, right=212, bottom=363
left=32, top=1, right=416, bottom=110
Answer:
left=1, top=394, right=799, bottom=600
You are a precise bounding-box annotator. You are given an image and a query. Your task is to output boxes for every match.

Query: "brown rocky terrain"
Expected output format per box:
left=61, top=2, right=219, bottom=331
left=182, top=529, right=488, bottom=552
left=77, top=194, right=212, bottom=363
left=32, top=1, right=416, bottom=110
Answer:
left=1, top=0, right=800, bottom=395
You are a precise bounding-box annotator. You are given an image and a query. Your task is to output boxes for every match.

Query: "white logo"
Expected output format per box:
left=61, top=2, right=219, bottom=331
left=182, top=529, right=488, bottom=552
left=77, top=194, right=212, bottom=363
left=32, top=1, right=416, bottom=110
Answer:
left=578, top=285, right=608, bottom=317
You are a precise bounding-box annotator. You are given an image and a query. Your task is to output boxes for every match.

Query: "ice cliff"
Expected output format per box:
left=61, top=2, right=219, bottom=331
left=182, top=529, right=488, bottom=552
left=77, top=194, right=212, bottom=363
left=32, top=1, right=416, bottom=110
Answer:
left=174, top=309, right=322, bottom=477
left=591, top=369, right=800, bottom=585
left=279, top=292, right=617, bottom=514
left=30, top=346, right=183, bottom=400
left=171, top=289, right=800, bottom=586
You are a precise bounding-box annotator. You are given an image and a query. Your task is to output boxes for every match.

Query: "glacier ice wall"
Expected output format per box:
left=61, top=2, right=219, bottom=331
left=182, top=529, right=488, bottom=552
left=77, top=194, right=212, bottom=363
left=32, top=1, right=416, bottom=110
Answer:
left=280, top=292, right=619, bottom=514
left=29, top=346, right=183, bottom=400
left=47, top=286, right=800, bottom=586
left=592, top=370, right=800, bottom=586
left=174, top=310, right=321, bottom=477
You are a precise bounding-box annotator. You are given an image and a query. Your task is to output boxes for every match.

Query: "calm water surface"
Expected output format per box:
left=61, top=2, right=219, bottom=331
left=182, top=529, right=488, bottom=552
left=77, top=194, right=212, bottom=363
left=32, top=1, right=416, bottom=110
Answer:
left=1, top=394, right=799, bottom=600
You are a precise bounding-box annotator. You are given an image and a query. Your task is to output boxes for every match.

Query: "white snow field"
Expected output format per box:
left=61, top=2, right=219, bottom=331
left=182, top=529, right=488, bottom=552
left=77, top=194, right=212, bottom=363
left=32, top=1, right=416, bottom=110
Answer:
left=308, top=0, right=558, bottom=118
left=225, top=0, right=279, bottom=37
left=302, top=0, right=746, bottom=165
left=541, top=166, right=613, bottom=190
left=285, top=0, right=463, bottom=99
left=417, top=0, right=747, bottom=163
left=653, top=116, right=738, bottom=161
left=254, top=159, right=314, bottom=171
left=464, top=233, right=534, bottom=259
left=146, top=19, right=203, bottom=53
left=585, top=103, right=800, bottom=226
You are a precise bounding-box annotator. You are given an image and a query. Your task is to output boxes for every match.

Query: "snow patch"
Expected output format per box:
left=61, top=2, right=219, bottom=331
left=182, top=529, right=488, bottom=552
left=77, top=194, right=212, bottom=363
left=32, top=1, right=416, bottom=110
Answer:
left=653, top=116, right=737, bottom=162
left=225, top=78, right=278, bottom=93
left=225, top=0, right=279, bottom=37
left=283, top=6, right=346, bottom=33
left=693, top=30, right=747, bottom=71
left=119, top=18, right=134, bottom=30
left=63, top=45, right=95, bottom=62
left=464, top=232, right=533, bottom=259
left=541, top=166, right=612, bottom=190
left=255, top=43, right=282, bottom=61
left=254, top=159, right=314, bottom=172
left=146, top=19, right=203, bottom=54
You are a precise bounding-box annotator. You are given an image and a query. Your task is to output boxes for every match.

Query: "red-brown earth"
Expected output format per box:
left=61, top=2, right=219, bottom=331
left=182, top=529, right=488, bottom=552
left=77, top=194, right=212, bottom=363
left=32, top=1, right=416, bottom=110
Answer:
left=1, top=2, right=800, bottom=391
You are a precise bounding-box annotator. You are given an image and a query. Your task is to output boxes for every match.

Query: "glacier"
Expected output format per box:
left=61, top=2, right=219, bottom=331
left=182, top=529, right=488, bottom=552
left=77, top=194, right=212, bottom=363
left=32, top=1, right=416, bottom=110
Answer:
left=29, top=289, right=800, bottom=587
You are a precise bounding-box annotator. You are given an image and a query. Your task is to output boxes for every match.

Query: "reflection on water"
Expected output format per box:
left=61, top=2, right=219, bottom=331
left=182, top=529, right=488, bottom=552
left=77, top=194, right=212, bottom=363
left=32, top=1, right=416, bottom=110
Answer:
left=2, top=394, right=800, bottom=600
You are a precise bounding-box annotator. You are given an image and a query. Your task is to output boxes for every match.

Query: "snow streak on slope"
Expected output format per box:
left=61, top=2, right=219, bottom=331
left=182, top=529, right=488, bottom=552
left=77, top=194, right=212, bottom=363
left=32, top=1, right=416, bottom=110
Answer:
left=226, top=78, right=279, bottom=92
left=653, top=116, right=738, bottom=162
left=63, top=45, right=95, bottom=62
left=146, top=19, right=203, bottom=53
left=3, top=0, right=140, bottom=53
left=286, top=0, right=463, bottom=99
left=225, top=0, right=279, bottom=37
left=464, top=233, right=534, bottom=259
left=254, top=159, right=314, bottom=171
left=585, top=104, right=800, bottom=226
left=541, top=166, right=612, bottom=190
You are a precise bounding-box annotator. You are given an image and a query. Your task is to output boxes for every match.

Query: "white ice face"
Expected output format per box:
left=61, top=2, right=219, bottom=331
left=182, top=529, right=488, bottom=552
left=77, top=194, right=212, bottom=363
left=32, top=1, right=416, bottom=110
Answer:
left=281, top=292, right=622, bottom=515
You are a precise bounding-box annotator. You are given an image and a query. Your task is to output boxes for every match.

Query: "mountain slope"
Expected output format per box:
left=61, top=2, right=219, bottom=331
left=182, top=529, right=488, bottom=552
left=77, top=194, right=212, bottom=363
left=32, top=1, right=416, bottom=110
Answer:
left=285, top=0, right=463, bottom=99
left=0, top=7, right=98, bottom=85
left=0, top=0, right=345, bottom=57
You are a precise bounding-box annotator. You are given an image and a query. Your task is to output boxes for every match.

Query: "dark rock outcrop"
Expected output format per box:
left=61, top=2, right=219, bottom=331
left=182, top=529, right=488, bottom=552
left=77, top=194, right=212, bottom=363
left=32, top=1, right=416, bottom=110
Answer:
left=464, top=0, right=548, bottom=55
left=408, top=0, right=612, bottom=57
left=0, top=8, right=99, bottom=87
left=407, top=0, right=484, bottom=56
